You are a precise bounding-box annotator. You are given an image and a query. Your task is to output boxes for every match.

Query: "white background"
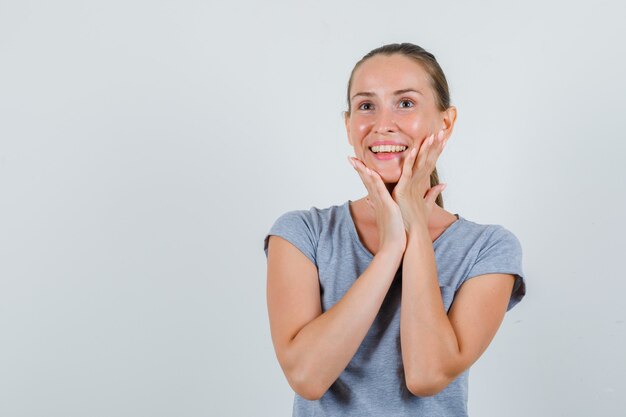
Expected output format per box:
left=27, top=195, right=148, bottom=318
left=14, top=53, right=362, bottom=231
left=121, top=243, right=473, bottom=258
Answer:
left=1, top=0, right=625, bottom=416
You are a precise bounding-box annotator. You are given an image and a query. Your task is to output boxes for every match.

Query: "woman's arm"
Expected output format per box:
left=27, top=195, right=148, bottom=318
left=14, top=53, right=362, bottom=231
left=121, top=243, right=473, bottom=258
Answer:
left=400, top=226, right=515, bottom=396
left=266, top=235, right=403, bottom=401
left=385, top=131, right=515, bottom=396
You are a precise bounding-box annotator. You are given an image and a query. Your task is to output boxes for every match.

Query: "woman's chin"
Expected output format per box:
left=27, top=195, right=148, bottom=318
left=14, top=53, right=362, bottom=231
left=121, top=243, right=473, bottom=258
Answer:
left=366, top=160, right=402, bottom=183
left=378, top=170, right=402, bottom=184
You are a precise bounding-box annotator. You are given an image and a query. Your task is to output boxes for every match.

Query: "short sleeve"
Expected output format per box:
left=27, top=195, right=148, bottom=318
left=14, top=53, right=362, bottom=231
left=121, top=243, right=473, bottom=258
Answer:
left=464, top=226, right=526, bottom=311
left=263, top=210, right=318, bottom=267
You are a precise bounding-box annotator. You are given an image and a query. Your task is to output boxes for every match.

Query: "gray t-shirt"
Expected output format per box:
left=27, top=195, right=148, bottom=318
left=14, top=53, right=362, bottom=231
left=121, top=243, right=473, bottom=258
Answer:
left=263, top=200, right=526, bottom=417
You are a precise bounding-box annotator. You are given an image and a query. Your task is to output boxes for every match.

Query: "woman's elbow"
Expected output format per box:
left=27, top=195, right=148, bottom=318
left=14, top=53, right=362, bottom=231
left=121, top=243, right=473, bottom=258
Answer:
left=296, top=387, right=324, bottom=401
left=287, top=368, right=326, bottom=401
left=406, top=374, right=449, bottom=397
left=290, top=377, right=325, bottom=401
left=279, top=347, right=326, bottom=401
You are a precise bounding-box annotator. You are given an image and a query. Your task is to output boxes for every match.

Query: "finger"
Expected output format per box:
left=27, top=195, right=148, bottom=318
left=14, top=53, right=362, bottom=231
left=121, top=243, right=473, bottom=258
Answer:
left=425, top=130, right=447, bottom=172
left=367, top=167, right=396, bottom=205
left=397, top=146, right=418, bottom=189
left=348, top=156, right=372, bottom=185
left=438, top=129, right=446, bottom=143
left=429, top=130, right=445, bottom=158
left=419, top=176, right=431, bottom=198
left=437, top=129, right=447, bottom=150
left=416, top=133, right=435, bottom=171
left=351, top=157, right=400, bottom=208
left=437, top=129, right=450, bottom=153
left=425, top=183, right=447, bottom=206
left=349, top=156, right=380, bottom=202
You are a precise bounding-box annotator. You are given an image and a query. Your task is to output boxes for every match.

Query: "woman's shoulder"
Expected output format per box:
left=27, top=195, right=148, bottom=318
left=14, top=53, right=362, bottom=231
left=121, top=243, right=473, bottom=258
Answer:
left=269, top=200, right=346, bottom=225
left=454, top=212, right=517, bottom=236
left=451, top=214, right=523, bottom=259
left=433, top=209, right=522, bottom=257
left=452, top=214, right=526, bottom=311
left=263, top=201, right=349, bottom=263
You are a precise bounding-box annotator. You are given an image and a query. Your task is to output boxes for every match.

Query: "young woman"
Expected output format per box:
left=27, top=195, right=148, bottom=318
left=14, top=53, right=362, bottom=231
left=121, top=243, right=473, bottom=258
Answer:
left=264, top=43, right=526, bottom=416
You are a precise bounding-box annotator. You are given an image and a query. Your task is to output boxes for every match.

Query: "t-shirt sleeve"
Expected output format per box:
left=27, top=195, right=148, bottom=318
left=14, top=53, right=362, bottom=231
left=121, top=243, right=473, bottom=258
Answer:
left=263, top=210, right=318, bottom=267
left=464, top=226, right=526, bottom=311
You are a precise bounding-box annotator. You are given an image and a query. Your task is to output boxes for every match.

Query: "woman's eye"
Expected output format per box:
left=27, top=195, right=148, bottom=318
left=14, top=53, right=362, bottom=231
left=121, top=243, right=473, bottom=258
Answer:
left=399, top=99, right=414, bottom=108
left=358, top=102, right=373, bottom=110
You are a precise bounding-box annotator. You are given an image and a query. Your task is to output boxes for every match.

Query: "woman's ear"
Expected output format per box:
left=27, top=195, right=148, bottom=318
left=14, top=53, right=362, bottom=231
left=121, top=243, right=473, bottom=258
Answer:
left=440, top=106, right=457, bottom=139
left=344, top=111, right=353, bottom=146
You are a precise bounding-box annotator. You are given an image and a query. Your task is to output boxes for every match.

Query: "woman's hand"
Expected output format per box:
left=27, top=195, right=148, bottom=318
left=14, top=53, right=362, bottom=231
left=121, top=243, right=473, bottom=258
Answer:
left=348, top=156, right=407, bottom=255
left=391, top=130, right=448, bottom=234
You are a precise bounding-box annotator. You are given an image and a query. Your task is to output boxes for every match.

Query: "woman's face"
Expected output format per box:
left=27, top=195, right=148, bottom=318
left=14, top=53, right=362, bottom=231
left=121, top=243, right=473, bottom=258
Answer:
left=345, top=53, right=452, bottom=184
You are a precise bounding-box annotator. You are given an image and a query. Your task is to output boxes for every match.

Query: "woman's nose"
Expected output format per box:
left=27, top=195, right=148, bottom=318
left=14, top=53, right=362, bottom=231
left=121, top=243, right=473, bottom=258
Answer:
left=373, top=108, right=397, bottom=133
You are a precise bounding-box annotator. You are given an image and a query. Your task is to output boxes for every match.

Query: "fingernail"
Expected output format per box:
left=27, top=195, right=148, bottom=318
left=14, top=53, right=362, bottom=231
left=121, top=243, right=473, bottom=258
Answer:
left=347, top=156, right=356, bottom=169
left=366, top=167, right=372, bottom=176
left=438, top=130, right=445, bottom=141
left=411, top=147, right=417, bottom=156
left=428, top=134, right=434, bottom=145
left=441, top=183, right=447, bottom=190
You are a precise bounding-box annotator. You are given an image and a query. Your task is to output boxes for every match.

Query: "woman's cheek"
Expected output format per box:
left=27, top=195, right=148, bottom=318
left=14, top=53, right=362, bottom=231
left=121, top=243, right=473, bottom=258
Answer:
left=355, top=121, right=370, bottom=136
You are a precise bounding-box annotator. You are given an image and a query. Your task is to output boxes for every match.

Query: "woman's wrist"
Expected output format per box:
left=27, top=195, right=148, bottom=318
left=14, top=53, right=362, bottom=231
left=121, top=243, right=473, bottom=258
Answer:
left=407, top=225, right=432, bottom=247
left=376, top=245, right=405, bottom=265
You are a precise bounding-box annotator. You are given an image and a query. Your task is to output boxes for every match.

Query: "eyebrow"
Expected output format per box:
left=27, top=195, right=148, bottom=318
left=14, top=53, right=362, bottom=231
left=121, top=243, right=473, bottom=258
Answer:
left=351, top=88, right=424, bottom=101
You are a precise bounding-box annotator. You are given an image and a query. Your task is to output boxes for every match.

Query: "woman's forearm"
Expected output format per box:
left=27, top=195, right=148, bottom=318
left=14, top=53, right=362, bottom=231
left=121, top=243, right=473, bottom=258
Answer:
left=400, top=228, right=460, bottom=396
left=288, top=248, right=403, bottom=400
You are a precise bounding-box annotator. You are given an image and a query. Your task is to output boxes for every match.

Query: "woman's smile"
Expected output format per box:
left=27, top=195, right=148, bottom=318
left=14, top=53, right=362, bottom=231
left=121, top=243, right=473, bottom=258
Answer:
left=369, top=147, right=408, bottom=160
left=344, top=53, right=443, bottom=175
left=366, top=140, right=411, bottom=164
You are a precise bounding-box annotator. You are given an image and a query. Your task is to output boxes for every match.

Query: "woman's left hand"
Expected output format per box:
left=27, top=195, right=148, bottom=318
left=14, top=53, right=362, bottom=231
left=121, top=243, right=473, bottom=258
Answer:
left=392, top=129, right=449, bottom=234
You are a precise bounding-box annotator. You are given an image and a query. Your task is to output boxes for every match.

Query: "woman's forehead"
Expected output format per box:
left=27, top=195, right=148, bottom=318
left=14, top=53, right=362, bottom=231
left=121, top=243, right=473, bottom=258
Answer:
left=351, top=54, right=431, bottom=95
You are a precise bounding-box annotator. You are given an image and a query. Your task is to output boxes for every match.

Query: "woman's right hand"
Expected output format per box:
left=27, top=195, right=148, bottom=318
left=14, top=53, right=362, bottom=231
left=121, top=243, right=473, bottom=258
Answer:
left=348, top=156, right=407, bottom=255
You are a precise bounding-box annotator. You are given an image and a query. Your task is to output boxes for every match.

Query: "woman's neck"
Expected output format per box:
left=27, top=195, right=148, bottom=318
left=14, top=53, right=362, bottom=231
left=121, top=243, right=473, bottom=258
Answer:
left=353, top=193, right=456, bottom=231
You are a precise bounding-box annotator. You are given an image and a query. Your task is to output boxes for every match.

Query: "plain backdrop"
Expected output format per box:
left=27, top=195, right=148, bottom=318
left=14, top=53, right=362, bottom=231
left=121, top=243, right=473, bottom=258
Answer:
left=1, top=0, right=625, bottom=416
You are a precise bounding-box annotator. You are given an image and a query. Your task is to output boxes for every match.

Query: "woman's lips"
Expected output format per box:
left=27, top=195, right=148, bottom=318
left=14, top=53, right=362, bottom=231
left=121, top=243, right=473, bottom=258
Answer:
left=369, top=148, right=407, bottom=160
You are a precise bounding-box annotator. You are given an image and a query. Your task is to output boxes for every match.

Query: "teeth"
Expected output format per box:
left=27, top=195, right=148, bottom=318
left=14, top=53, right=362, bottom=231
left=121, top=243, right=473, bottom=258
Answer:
left=371, top=145, right=407, bottom=153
